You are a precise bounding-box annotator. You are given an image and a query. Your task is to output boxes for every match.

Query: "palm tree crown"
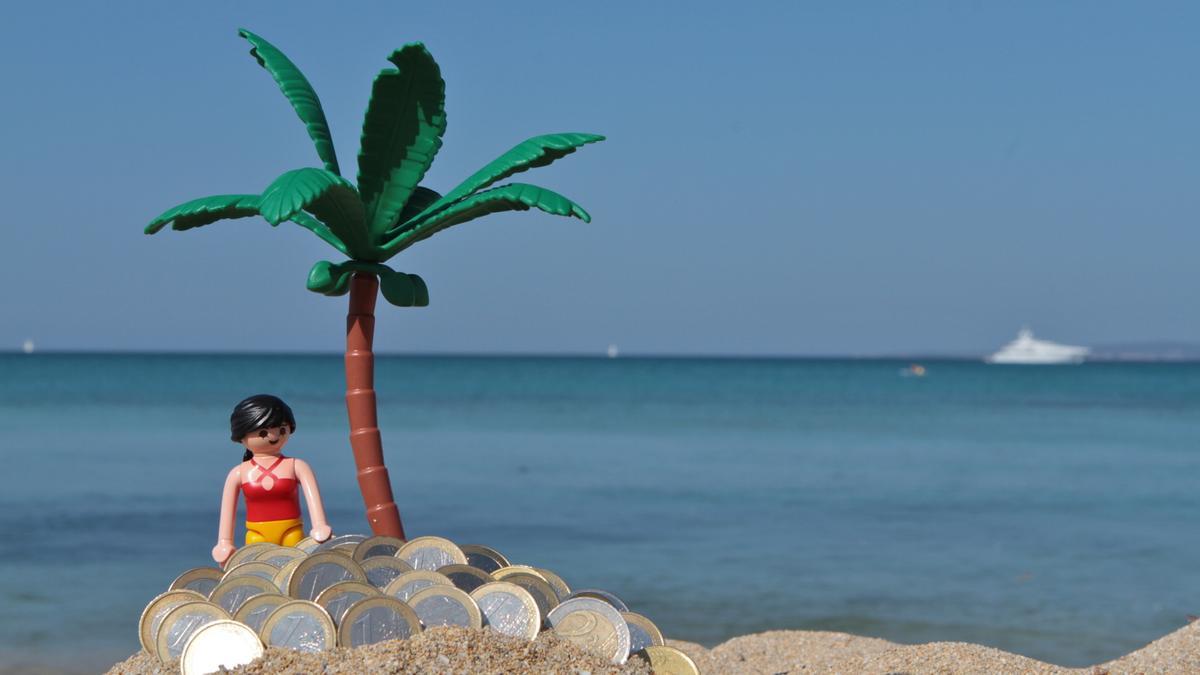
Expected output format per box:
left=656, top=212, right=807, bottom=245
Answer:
left=146, top=28, right=603, bottom=307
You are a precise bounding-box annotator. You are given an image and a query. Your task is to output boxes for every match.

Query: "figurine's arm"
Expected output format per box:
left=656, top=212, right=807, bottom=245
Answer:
left=211, top=465, right=242, bottom=565
left=294, top=458, right=332, bottom=542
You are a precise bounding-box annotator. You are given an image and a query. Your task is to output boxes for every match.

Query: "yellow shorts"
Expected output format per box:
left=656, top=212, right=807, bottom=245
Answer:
left=245, top=518, right=305, bottom=547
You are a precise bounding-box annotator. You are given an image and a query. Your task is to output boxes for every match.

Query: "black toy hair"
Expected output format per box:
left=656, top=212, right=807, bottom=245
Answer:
left=230, top=394, right=296, bottom=461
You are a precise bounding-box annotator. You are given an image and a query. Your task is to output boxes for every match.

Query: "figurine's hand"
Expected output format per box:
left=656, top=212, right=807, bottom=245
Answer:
left=212, top=541, right=236, bottom=566
left=310, top=524, right=332, bottom=543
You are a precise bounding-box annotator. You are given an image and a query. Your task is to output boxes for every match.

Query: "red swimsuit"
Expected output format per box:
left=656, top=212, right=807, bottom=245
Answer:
left=242, top=456, right=301, bottom=522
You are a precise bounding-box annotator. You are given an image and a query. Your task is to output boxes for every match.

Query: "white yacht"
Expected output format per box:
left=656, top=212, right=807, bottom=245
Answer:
left=986, top=329, right=1088, bottom=365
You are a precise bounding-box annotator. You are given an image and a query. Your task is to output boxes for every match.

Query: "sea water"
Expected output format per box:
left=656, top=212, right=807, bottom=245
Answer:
left=0, top=354, right=1197, bottom=671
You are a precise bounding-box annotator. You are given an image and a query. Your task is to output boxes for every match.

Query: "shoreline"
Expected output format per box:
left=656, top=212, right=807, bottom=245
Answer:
left=101, top=621, right=1200, bottom=674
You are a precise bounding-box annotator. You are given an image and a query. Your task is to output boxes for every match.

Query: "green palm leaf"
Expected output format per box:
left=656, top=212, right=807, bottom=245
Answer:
left=397, top=186, right=441, bottom=225
left=357, top=43, right=446, bottom=241
left=402, top=133, right=604, bottom=228
left=145, top=195, right=261, bottom=233
left=238, top=29, right=341, bottom=175
left=381, top=183, right=589, bottom=255
left=260, top=168, right=369, bottom=257
left=144, top=194, right=349, bottom=254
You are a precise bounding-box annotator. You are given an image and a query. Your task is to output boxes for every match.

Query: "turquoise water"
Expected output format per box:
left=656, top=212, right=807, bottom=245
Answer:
left=0, top=354, right=1198, bottom=671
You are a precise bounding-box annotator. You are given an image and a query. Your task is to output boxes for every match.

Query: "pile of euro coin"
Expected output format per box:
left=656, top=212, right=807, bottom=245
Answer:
left=139, top=534, right=699, bottom=674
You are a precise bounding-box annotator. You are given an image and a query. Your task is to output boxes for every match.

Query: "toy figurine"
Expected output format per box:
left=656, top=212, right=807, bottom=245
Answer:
left=212, top=395, right=332, bottom=565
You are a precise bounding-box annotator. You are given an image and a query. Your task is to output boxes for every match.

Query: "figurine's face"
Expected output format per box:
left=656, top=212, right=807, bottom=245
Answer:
left=241, top=425, right=292, bottom=455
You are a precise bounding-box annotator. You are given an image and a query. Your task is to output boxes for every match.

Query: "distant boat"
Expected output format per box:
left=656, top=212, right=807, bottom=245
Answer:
left=986, top=329, right=1087, bottom=365
left=606, top=344, right=619, bottom=359
left=21, top=339, right=34, bottom=354
left=899, top=363, right=927, bottom=377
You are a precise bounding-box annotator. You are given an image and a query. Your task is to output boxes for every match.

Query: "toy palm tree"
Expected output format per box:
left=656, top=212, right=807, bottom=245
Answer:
left=146, top=29, right=603, bottom=539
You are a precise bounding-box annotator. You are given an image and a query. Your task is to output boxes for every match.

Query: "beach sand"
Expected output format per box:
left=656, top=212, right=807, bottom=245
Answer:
left=106, top=620, right=1200, bottom=674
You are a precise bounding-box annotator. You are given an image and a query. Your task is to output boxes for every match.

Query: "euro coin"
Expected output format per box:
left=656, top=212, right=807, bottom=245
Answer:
left=154, top=600, right=231, bottom=663
left=361, top=556, right=413, bottom=589
left=260, top=600, right=336, bottom=652
left=460, top=544, right=509, bottom=573
left=209, top=575, right=278, bottom=614
left=138, top=589, right=205, bottom=655
left=407, top=585, right=482, bottom=629
left=315, top=534, right=367, bottom=552
left=397, top=536, right=467, bottom=571
left=223, top=542, right=276, bottom=571
left=494, top=572, right=558, bottom=626
left=491, top=565, right=547, bottom=582
left=353, top=535, right=406, bottom=561
left=255, top=546, right=306, bottom=568
left=294, top=536, right=320, bottom=554
left=621, top=611, right=665, bottom=652
left=641, top=645, right=700, bottom=674
left=535, top=567, right=572, bottom=602
left=314, top=581, right=380, bottom=626
left=287, top=551, right=367, bottom=601
left=568, top=588, right=630, bottom=612
left=383, top=570, right=454, bottom=603
left=337, top=596, right=422, bottom=647
left=471, top=582, right=540, bottom=640
left=232, top=593, right=290, bottom=634
left=436, top=564, right=494, bottom=594
left=548, top=597, right=631, bottom=665
left=179, top=619, right=263, bottom=675
left=273, top=557, right=304, bottom=594
left=221, top=561, right=279, bottom=583
left=168, top=567, right=223, bottom=598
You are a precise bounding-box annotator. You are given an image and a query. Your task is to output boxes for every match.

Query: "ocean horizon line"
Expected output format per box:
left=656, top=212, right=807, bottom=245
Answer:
left=3, top=348, right=1199, bottom=362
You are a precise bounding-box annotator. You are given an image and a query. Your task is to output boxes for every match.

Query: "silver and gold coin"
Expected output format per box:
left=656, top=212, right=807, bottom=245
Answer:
left=168, top=567, right=223, bottom=598
left=396, top=536, right=467, bottom=571
left=333, top=543, right=358, bottom=556
left=337, top=596, right=422, bottom=647
left=436, top=564, right=494, bottom=594
left=154, top=600, right=231, bottom=663
left=221, top=561, right=279, bottom=583
left=272, top=557, right=305, bottom=594
left=138, top=589, right=205, bottom=655
left=222, top=542, right=276, bottom=571
left=232, top=593, right=291, bottom=634
left=383, top=570, right=454, bottom=603
left=361, top=556, right=413, bottom=590
left=294, top=536, right=321, bottom=554
left=470, top=582, right=540, bottom=640
left=287, top=551, right=367, bottom=601
left=548, top=597, right=631, bottom=665
left=407, top=585, right=482, bottom=629
left=209, top=575, right=278, bottom=614
left=460, top=544, right=510, bottom=573
left=535, top=567, right=572, bottom=602
left=568, top=588, right=630, bottom=612
left=314, top=581, right=380, bottom=626
left=495, top=571, right=558, bottom=625
left=621, top=611, right=665, bottom=652
left=315, top=534, right=368, bottom=552
left=491, top=565, right=548, bottom=583
left=353, top=535, right=406, bottom=561
left=259, top=600, right=337, bottom=653
left=255, top=546, right=306, bottom=568
left=640, top=645, right=700, bottom=674
left=179, top=619, right=263, bottom=675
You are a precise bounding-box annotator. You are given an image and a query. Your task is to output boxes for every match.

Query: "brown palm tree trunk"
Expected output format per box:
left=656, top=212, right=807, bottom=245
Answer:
left=345, top=272, right=406, bottom=539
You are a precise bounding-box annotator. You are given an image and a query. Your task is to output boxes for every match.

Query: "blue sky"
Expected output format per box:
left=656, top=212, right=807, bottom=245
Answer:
left=1, top=1, right=1197, bottom=355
